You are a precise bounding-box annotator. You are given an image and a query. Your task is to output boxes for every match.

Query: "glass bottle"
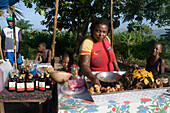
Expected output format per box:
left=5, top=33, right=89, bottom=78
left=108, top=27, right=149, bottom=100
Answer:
left=16, top=76, right=25, bottom=93
left=35, top=73, right=41, bottom=90
left=20, top=64, right=26, bottom=79
left=26, top=76, right=35, bottom=92
left=39, top=75, right=46, bottom=91
left=8, top=75, right=16, bottom=92
left=45, top=74, right=52, bottom=90
left=25, top=66, right=29, bottom=82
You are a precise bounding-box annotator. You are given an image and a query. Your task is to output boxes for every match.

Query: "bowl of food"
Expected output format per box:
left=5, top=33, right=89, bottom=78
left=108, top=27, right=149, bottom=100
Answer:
left=96, top=72, right=122, bottom=87
left=50, top=71, right=72, bottom=83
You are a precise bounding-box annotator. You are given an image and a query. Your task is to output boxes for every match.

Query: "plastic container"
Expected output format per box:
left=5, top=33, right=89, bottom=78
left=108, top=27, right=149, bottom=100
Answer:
left=0, top=59, right=12, bottom=92
left=71, top=64, right=78, bottom=76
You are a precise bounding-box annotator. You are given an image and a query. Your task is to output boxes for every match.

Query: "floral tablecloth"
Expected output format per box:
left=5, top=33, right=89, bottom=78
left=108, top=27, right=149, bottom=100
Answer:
left=58, top=87, right=170, bottom=113
left=59, top=94, right=170, bottom=113
left=0, top=89, right=52, bottom=101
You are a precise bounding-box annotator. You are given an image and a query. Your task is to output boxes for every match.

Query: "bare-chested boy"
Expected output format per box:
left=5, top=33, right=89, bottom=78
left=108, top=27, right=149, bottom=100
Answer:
left=146, top=42, right=165, bottom=77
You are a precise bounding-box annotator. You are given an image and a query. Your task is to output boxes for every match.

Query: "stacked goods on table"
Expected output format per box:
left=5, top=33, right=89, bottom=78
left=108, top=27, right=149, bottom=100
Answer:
left=120, top=69, right=164, bottom=90
left=8, top=64, right=53, bottom=93
left=88, top=69, right=168, bottom=94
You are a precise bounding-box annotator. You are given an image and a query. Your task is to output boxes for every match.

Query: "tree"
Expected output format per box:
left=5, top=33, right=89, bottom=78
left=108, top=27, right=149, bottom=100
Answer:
left=23, top=0, right=169, bottom=54
left=23, top=0, right=121, bottom=53
left=121, top=0, right=169, bottom=27
left=16, top=19, right=33, bottom=31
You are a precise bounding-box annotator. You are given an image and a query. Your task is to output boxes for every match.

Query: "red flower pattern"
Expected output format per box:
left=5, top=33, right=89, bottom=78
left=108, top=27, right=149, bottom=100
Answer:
left=5, top=98, right=9, bottom=101
left=112, top=107, right=116, bottom=111
left=124, top=101, right=130, bottom=103
left=27, top=98, right=32, bottom=100
left=72, top=105, right=76, bottom=107
left=83, top=100, right=93, bottom=103
left=160, top=95, right=164, bottom=97
left=64, top=111, right=68, bottom=113
left=60, top=104, right=65, bottom=106
left=164, top=106, right=168, bottom=110
left=63, top=95, right=70, bottom=98
left=140, top=98, right=150, bottom=102
left=155, top=107, right=159, bottom=111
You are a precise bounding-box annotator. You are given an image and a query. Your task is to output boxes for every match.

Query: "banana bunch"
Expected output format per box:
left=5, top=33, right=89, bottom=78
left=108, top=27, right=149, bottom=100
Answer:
left=131, top=69, right=154, bottom=85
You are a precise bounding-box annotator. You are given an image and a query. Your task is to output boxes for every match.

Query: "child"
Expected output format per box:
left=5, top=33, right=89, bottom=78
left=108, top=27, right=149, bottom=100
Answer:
left=58, top=53, right=71, bottom=72
left=146, top=42, right=165, bottom=77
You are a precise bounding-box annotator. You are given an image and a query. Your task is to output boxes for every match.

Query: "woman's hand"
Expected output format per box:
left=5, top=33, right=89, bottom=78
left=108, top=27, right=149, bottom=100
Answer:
left=90, top=76, right=101, bottom=87
left=113, top=59, right=121, bottom=71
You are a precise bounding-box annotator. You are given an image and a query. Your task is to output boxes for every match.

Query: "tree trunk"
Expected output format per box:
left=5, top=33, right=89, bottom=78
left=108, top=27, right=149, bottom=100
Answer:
left=0, top=26, right=3, bottom=59
left=51, top=0, right=59, bottom=59
left=13, top=10, right=17, bottom=69
left=110, top=0, right=114, bottom=49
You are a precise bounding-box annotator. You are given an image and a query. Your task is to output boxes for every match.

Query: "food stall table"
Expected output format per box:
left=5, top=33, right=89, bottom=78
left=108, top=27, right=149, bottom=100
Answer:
left=0, top=89, right=52, bottom=113
left=57, top=83, right=170, bottom=113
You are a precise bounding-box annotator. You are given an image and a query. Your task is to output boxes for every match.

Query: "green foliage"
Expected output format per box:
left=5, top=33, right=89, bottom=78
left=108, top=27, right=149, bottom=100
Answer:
left=21, top=30, right=53, bottom=59
left=121, top=0, right=169, bottom=27
left=159, top=29, right=170, bottom=66
left=16, top=19, right=33, bottom=31
left=55, top=31, right=76, bottom=56
left=113, top=30, right=158, bottom=60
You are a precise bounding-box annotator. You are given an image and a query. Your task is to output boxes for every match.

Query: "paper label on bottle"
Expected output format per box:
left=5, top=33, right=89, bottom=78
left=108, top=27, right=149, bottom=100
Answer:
left=39, top=82, right=45, bottom=90
left=26, top=82, right=34, bottom=91
left=36, top=81, right=38, bottom=89
left=17, top=83, right=25, bottom=91
left=9, top=82, right=16, bottom=90
left=46, top=85, right=50, bottom=89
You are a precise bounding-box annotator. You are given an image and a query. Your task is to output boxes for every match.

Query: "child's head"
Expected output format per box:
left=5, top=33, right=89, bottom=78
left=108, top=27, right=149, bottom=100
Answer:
left=150, top=42, right=162, bottom=56
left=62, top=53, right=70, bottom=70
left=38, top=42, right=47, bottom=52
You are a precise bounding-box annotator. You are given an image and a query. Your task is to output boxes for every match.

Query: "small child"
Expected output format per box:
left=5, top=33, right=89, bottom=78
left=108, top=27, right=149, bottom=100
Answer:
left=146, top=42, right=165, bottom=77
left=58, top=53, right=70, bottom=72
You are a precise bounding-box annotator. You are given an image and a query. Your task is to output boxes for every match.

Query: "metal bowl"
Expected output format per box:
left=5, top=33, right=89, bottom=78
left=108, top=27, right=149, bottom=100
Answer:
left=96, top=72, right=122, bottom=87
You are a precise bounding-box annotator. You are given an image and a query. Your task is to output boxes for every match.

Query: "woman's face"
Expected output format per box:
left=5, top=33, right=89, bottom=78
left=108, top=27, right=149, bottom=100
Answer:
left=93, top=24, right=108, bottom=42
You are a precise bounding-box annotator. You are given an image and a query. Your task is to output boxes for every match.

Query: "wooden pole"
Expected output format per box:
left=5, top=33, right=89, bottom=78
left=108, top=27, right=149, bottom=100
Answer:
left=110, top=0, right=114, bottom=49
left=0, top=26, right=3, bottom=59
left=51, top=0, right=59, bottom=59
left=12, top=9, right=17, bottom=69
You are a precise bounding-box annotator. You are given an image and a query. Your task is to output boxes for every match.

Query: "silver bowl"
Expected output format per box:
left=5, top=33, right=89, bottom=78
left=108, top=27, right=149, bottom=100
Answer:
left=96, top=72, right=122, bottom=87
left=97, top=72, right=122, bottom=83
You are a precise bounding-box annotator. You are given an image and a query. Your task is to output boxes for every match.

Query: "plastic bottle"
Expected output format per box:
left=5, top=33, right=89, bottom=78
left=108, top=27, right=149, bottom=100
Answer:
left=71, top=64, right=78, bottom=76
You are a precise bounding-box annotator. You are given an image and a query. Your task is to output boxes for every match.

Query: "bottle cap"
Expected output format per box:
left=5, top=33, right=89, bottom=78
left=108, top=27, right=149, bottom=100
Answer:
left=46, top=74, right=50, bottom=78
left=28, top=76, right=32, bottom=79
left=10, top=75, right=14, bottom=78
left=29, top=73, right=33, bottom=77
left=37, top=73, right=41, bottom=77
left=73, top=64, right=76, bottom=67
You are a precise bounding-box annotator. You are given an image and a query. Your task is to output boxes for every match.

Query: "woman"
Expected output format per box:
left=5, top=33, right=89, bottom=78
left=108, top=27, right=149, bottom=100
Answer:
left=79, top=17, right=120, bottom=86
